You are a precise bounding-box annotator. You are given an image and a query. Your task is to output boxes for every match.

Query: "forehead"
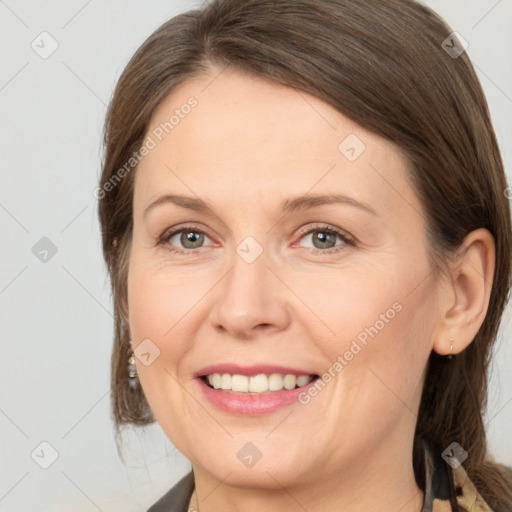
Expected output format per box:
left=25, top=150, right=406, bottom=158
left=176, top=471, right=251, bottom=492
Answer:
left=145, top=68, right=386, bottom=163
left=134, top=68, right=420, bottom=220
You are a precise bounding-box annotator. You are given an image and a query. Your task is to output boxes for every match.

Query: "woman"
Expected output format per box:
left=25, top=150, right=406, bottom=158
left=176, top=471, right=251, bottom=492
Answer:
left=97, top=0, right=512, bottom=510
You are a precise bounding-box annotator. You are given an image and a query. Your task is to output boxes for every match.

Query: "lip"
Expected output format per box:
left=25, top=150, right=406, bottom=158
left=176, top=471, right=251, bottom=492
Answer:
left=195, top=364, right=317, bottom=378
left=195, top=374, right=320, bottom=415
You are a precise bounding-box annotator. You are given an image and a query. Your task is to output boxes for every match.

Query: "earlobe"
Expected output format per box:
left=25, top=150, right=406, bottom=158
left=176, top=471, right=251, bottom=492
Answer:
left=432, top=228, right=495, bottom=356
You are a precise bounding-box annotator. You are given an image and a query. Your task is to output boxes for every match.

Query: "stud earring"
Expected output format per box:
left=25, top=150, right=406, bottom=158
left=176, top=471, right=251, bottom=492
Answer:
left=447, top=338, right=454, bottom=360
left=128, top=352, right=139, bottom=389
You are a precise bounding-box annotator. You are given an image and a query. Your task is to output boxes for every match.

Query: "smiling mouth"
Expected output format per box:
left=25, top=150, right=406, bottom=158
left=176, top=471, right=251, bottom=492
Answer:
left=201, top=373, right=320, bottom=394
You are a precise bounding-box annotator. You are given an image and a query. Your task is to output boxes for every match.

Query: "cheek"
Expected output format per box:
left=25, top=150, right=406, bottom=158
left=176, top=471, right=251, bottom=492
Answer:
left=126, top=260, right=183, bottom=386
left=324, top=274, right=435, bottom=422
left=126, top=256, right=221, bottom=414
left=286, top=259, right=420, bottom=350
left=127, top=249, right=208, bottom=344
left=126, top=266, right=196, bottom=439
left=301, top=255, right=436, bottom=406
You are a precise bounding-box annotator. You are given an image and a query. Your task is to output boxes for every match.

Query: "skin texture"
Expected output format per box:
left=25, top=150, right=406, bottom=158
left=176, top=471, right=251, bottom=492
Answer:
left=127, top=66, right=495, bottom=512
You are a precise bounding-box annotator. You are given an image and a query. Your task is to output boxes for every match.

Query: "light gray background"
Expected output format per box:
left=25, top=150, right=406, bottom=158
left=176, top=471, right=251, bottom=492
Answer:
left=0, top=1, right=511, bottom=511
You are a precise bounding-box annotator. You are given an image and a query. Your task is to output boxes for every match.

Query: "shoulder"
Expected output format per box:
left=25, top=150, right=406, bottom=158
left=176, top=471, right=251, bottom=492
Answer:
left=145, top=470, right=195, bottom=512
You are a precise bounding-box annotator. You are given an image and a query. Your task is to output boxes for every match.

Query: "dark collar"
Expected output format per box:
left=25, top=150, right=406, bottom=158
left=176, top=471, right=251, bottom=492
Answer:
left=145, top=470, right=194, bottom=512
left=417, top=437, right=459, bottom=511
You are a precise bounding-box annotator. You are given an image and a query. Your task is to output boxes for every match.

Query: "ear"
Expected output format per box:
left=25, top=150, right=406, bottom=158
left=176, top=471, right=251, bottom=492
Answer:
left=432, top=228, right=495, bottom=356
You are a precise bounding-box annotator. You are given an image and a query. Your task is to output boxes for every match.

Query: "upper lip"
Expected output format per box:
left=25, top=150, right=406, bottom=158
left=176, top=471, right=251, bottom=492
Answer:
left=195, top=364, right=318, bottom=378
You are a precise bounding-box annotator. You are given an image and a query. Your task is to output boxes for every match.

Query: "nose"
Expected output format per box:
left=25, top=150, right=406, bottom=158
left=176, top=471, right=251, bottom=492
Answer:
left=208, top=245, right=291, bottom=340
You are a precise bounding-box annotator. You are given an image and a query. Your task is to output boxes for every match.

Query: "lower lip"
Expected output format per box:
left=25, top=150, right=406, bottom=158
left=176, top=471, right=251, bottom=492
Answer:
left=196, top=377, right=319, bottom=415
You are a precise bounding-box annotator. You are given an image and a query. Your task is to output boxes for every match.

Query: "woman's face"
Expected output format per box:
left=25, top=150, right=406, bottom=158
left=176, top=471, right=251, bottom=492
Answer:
left=127, top=67, right=442, bottom=489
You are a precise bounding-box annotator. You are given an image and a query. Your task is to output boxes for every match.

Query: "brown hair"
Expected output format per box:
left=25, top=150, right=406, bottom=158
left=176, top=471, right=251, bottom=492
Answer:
left=98, top=0, right=512, bottom=508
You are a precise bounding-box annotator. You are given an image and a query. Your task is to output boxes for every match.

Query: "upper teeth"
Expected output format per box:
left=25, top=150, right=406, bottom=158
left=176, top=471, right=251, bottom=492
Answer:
left=206, top=373, right=314, bottom=393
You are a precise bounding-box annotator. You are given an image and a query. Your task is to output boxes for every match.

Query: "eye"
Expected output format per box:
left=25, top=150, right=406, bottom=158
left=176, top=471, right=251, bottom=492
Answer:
left=157, top=223, right=355, bottom=255
left=295, top=224, right=355, bottom=254
left=158, top=226, right=213, bottom=254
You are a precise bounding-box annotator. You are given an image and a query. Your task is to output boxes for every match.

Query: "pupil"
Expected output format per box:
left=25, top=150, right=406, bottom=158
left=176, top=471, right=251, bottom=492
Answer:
left=314, top=231, right=334, bottom=249
left=182, top=231, right=204, bottom=248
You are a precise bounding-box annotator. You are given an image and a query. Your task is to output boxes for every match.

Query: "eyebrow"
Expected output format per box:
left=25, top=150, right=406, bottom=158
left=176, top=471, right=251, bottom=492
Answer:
left=143, top=192, right=378, bottom=218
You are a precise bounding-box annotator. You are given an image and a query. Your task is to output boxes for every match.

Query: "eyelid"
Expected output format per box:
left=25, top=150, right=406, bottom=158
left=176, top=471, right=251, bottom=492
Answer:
left=294, top=223, right=355, bottom=244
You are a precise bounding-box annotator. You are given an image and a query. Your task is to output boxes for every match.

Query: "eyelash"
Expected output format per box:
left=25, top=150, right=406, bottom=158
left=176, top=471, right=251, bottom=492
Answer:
left=157, top=223, right=355, bottom=256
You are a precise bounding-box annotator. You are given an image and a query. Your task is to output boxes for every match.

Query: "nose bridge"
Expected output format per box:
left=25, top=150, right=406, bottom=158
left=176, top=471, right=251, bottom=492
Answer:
left=209, top=236, right=290, bottom=338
